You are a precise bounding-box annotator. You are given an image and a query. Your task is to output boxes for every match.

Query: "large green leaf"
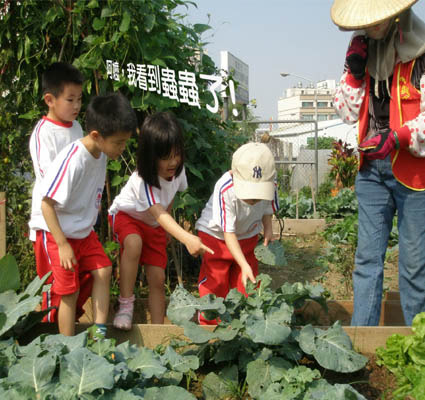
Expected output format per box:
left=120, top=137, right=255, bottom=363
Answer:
left=20, top=271, right=51, bottom=299
left=254, top=241, right=287, bottom=267
left=0, top=255, right=20, bottom=293
left=44, top=331, right=87, bottom=352
left=7, top=351, right=56, bottom=392
left=158, top=370, right=183, bottom=386
left=144, top=15, right=156, bottom=32
left=0, top=313, right=6, bottom=331
left=142, top=385, right=196, bottom=399
left=127, top=347, right=167, bottom=378
left=161, top=346, right=199, bottom=373
left=115, top=341, right=140, bottom=363
left=193, top=23, right=211, bottom=34
left=98, top=389, right=143, bottom=399
left=202, top=365, right=238, bottom=400
left=257, top=365, right=321, bottom=399
left=0, top=385, right=37, bottom=400
left=0, top=292, right=42, bottom=337
left=166, top=286, right=225, bottom=325
left=246, top=358, right=273, bottom=399
left=303, top=379, right=367, bottom=399
left=298, top=322, right=368, bottom=373
left=39, top=381, right=80, bottom=400
left=119, top=11, right=131, bottom=33
left=92, top=17, right=106, bottom=30
left=181, top=321, right=216, bottom=344
left=59, top=347, right=114, bottom=395
left=245, top=304, right=292, bottom=345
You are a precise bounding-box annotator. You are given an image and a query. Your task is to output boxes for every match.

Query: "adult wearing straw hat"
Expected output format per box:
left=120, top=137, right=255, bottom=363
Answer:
left=331, top=0, right=425, bottom=326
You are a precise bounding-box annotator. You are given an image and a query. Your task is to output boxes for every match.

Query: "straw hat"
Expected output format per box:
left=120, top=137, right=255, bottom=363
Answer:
left=331, top=0, right=419, bottom=29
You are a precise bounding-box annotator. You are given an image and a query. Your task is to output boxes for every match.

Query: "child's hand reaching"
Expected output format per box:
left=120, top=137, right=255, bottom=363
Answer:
left=262, top=214, right=274, bottom=246
left=241, top=264, right=256, bottom=288
left=185, top=234, right=214, bottom=256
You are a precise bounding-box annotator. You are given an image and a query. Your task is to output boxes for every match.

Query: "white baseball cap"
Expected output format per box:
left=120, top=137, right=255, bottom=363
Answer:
left=231, top=142, right=276, bottom=201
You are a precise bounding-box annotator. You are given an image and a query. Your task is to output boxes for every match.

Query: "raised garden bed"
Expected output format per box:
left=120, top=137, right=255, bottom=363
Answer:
left=29, top=292, right=408, bottom=355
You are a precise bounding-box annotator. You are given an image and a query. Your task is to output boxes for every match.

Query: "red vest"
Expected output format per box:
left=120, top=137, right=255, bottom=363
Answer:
left=358, top=60, right=424, bottom=190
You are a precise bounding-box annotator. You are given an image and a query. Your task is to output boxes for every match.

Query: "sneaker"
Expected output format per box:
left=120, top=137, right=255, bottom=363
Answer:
left=113, top=295, right=135, bottom=330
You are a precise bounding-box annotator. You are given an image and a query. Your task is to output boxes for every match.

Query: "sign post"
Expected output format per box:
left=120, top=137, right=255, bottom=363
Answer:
left=220, top=51, right=249, bottom=120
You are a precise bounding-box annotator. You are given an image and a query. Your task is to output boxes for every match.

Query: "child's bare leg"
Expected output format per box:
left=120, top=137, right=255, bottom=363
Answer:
left=145, top=265, right=165, bottom=324
left=91, top=266, right=112, bottom=324
left=58, top=291, right=79, bottom=336
left=120, top=234, right=143, bottom=297
left=113, top=234, right=142, bottom=330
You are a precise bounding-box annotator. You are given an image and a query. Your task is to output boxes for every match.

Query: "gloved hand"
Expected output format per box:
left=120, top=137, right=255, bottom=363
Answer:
left=358, top=129, right=399, bottom=160
left=345, top=35, right=368, bottom=80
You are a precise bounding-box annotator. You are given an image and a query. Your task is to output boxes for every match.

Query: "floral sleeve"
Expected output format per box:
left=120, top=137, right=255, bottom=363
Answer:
left=333, top=71, right=366, bottom=125
left=404, top=74, right=425, bottom=157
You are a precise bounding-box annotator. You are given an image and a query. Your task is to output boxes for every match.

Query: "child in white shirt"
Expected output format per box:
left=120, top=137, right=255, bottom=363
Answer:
left=28, top=62, right=87, bottom=323
left=195, top=142, right=279, bottom=324
left=35, top=92, right=137, bottom=336
left=109, top=111, right=213, bottom=328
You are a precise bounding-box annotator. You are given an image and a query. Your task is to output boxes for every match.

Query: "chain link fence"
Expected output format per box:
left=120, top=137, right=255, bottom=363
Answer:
left=238, top=120, right=328, bottom=194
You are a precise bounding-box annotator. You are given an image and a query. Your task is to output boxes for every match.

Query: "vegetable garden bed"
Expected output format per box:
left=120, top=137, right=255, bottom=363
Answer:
left=1, top=250, right=411, bottom=400
left=24, top=322, right=412, bottom=356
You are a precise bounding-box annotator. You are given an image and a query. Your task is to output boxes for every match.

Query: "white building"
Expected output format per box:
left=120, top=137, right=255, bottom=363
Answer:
left=277, top=79, right=339, bottom=122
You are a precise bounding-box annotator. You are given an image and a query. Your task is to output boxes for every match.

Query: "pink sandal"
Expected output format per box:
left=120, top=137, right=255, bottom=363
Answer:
left=113, top=295, right=135, bottom=330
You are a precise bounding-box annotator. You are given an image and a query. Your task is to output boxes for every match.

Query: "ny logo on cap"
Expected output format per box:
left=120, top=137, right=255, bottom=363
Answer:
left=252, top=166, right=262, bottom=179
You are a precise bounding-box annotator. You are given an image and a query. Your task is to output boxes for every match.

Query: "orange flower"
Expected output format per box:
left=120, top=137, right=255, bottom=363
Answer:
left=331, top=188, right=339, bottom=197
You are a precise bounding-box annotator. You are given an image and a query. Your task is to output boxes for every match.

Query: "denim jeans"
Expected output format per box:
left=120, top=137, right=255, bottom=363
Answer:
left=352, top=156, right=425, bottom=326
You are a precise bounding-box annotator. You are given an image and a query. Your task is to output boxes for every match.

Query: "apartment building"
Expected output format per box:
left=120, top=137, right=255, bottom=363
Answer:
left=277, top=79, right=338, bottom=122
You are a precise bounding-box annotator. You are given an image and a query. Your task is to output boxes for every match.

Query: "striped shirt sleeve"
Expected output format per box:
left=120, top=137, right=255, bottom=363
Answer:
left=212, top=176, right=236, bottom=233
left=42, top=143, right=79, bottom=206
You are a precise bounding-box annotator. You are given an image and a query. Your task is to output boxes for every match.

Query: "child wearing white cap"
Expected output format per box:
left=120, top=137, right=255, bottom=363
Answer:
left=195, top=142, right=279, bottom=325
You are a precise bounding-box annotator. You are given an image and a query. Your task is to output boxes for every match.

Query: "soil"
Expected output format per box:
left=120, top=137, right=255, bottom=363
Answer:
left=260, top=233, right=399, bottom=301
left=142, top=232, right=399, bottom=302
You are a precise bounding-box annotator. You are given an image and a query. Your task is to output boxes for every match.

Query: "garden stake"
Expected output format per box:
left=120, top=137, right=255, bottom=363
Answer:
left=170, top=238, right=184, bottom=287
left=310, top=175, right=318, bottom=218
left=296, top=189, right=299, bottom=219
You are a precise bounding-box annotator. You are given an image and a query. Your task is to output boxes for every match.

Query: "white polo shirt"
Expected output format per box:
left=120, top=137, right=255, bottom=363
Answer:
left=195, top=171, right=278, bottom=240
left=109, top=167, right=188, bottom=227
left=30, top=140, right=106, bottom=239
left=29, top=117, right=83, bottom=240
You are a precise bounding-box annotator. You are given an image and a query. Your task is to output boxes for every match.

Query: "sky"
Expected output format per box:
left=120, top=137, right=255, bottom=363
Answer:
left=179, top=0, right=425, bottom=121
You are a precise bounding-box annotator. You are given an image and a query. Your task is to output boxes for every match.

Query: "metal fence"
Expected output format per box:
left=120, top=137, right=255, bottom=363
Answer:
left=238, top=120, right=320, bottom=193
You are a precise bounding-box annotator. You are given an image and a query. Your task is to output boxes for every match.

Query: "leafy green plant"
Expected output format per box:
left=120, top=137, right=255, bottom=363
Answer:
left=0, top=330, right=198, bottom=399
left=306, top=136, right=337, bottom=150
left=376, top=312, right=425, bottom=399
left=318, top=188, right=358, bottom=218
left=0, top=255, right=50, bottom=340
left=277, top=192, right=315, bottom=219
left=166, top=274, right=368, bottom=399
left=321, top=214, right=358, bottom=296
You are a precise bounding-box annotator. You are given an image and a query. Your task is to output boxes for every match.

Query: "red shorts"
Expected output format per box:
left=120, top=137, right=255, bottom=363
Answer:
left=35, top=230, right=111, bottom=298
left=34, top=231, right=95, bottom=322
left=197, top=231, right=258, bottom=325
left=109, top=211, right=167, bottom=268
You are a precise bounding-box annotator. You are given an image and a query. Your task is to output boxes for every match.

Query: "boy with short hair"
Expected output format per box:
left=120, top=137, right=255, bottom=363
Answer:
left=196, top=142, right=279, bottom=325
left=33, top=92, right=137, bottom=336
left=29, top=62, right=86, bottom=323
